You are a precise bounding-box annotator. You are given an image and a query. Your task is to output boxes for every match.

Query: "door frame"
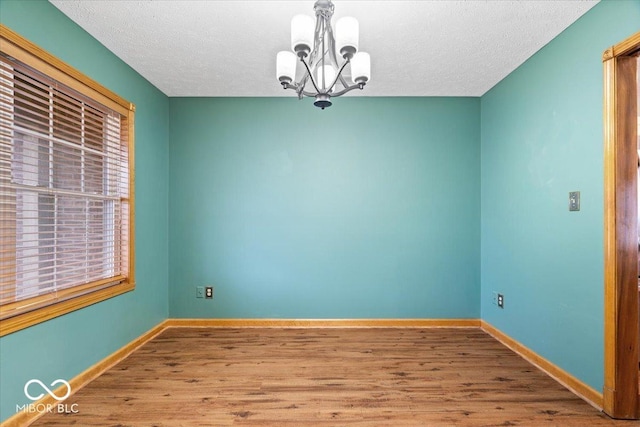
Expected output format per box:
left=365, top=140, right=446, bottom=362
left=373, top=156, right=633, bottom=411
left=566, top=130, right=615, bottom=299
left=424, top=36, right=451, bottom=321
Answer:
left=603, top=30, right=640, bottom=419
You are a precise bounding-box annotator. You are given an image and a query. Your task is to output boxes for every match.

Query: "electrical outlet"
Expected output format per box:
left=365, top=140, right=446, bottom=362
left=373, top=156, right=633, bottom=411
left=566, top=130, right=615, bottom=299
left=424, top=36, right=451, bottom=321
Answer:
left=196, top=286, right=204, bottom=298
left=205, top=286, right=213, bottom=299
left=497, top=293, right=504, bottom=308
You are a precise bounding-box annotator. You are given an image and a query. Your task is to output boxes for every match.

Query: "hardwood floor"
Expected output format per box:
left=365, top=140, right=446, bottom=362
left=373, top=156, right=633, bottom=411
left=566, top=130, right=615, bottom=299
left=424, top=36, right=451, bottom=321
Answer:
left=33, top=328, right=625, bottom=426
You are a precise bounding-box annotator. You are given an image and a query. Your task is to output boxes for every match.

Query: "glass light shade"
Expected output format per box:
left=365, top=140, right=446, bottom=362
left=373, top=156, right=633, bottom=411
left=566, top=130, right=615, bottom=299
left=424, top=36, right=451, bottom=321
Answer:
left=291, top=15, right=315, bottom=57
left=317, top=65, right=336, bottom=90
left=336, top=17, right=359, bottom=58
left=351, top=52, right=370, bottom=84
left=276, top=51, right=297, bottom=83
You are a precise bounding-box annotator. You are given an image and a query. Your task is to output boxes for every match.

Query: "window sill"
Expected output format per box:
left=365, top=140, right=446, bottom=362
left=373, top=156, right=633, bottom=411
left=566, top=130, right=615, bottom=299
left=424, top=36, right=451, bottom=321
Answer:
left=0, top=281, right=134, bottom=337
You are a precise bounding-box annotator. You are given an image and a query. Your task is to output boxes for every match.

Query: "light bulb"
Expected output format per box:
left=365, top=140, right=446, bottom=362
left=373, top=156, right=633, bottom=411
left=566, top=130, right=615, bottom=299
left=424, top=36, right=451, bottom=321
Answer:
left=336, top=17, right=359, bottom=59
left=351, top=52, right=370, bottom=84
left=276, top=51, right=297, bottom=83
left=291, top=15, right=314, bottom=58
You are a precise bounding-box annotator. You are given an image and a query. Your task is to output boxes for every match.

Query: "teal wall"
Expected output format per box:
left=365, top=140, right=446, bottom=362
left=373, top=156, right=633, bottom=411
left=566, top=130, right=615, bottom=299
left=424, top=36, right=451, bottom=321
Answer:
left=480, top=0, right=640, bottom=393
left=169, top=97, right=480, bottom=319
left=0, top=0, right=170, bottom=423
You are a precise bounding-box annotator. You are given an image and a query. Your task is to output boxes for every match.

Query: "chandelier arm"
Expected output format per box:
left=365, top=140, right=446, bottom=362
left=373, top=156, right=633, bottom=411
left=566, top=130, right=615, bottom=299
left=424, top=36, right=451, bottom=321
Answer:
left=301, top=57, right=322, bottom=94
left=330, top=83, right=365, bottom=98
left=296, top=55, right=316, bottom=96
left=325, top=24, right=350, bottom=89
left=281, top=82, right=301, bottom=91
left=297, top=70, right=310, bottom=95
left=326, top=57, right=350, bottom=93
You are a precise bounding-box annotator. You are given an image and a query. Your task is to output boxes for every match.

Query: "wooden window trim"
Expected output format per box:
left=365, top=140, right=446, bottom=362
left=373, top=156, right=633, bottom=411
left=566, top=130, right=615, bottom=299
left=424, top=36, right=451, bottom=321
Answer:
left=603, top=30, right=640, bottom=419
left=0, top=25, right=136, bottom=337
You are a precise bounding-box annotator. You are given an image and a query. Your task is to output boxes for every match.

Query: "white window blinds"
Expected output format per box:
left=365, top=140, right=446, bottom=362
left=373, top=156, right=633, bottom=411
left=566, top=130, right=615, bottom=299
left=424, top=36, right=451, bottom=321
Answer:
left=0, top=52, right=131, bottom=321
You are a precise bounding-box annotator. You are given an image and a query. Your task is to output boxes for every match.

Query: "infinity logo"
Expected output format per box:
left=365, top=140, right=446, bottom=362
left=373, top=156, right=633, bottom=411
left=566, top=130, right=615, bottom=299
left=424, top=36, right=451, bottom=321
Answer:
left=24, top=379, right=71, bottom=401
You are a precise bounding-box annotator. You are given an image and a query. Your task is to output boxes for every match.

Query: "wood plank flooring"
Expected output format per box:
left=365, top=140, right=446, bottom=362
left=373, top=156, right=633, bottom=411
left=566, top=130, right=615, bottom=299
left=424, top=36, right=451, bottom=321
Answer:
left=33, top=328, right=627, bottom=426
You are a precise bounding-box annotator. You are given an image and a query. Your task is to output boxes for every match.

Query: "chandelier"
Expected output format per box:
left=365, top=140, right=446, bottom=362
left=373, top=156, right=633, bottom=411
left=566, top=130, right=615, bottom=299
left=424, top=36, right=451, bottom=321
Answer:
left=276, top=0, right=371, bottom=109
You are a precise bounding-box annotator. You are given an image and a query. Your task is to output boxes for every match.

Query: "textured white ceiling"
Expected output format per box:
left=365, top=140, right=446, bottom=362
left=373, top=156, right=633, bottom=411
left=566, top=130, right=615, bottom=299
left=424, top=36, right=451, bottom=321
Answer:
left=49, top=0, right=599, bottom=97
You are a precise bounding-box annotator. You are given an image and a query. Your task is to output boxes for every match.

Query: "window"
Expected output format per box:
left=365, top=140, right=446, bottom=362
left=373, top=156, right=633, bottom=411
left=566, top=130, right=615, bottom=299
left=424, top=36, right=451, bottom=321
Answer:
left=0, top=25, right=135, bottom=336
